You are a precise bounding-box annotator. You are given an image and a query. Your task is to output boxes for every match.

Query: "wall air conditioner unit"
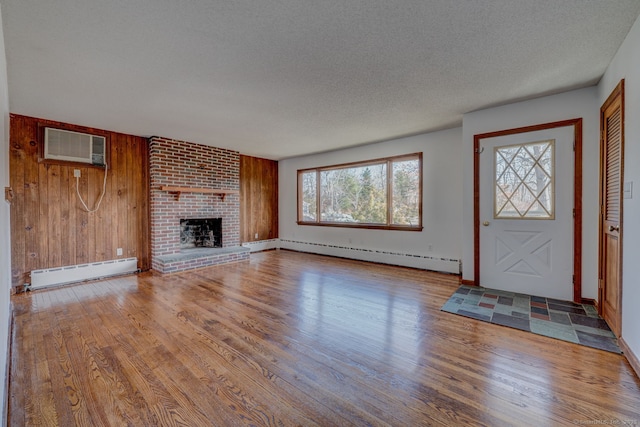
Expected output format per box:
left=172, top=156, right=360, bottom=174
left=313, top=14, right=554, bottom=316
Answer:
left=44, top=127, right=106, bottom=166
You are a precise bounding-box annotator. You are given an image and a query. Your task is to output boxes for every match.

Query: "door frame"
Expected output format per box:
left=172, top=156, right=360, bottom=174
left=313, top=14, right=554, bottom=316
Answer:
left=473, top=119, right=583, bottom=302
left=598, top=80, right=624, bottom=333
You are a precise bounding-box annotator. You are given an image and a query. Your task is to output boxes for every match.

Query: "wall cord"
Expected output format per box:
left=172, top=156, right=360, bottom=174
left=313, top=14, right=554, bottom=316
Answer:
left=75, top=164, right=108, bottom=213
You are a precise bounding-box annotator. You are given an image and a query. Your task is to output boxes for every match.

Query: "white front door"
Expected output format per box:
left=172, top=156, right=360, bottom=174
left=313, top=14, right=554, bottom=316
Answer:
left=479, top=126, right=574, bottom=300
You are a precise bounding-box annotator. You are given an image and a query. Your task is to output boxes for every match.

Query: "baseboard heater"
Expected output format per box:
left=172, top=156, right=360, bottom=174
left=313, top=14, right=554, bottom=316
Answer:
left=30, top=257, right=138, bottom=289
left=279, top=239, right=460, bottom=274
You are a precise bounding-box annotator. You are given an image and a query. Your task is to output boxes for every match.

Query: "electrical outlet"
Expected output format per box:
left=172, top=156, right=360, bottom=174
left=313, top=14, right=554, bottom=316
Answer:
left=117, top=248, right=123, bottom=256
left=73, top=169, right=81, bottom=178
left=254, top=233, right=259, bottom=239
left=428, top=244, right=433, bottom=251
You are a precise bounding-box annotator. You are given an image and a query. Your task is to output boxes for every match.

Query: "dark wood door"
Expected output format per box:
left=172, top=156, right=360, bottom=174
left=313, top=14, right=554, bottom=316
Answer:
left=599, top=80, right=624, bottom=337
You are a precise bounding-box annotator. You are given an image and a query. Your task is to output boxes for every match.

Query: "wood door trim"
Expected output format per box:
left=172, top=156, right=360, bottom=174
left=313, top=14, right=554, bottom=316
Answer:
left=473, top=118, right=583, bottom=302
left=598, top=80, right=625, bottom=328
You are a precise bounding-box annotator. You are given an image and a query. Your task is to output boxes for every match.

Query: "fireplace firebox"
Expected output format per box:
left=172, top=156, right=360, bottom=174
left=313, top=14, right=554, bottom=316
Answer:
left=180, top=218, right=222, bottom=249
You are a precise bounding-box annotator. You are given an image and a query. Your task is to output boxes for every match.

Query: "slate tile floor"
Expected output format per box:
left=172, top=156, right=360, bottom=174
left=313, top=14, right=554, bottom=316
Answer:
left=441, top=285, right=621, bottom=353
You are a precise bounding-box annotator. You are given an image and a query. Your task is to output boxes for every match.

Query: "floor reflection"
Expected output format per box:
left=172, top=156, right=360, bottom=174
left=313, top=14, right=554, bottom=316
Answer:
left=296, top=270, right=422, bottom=371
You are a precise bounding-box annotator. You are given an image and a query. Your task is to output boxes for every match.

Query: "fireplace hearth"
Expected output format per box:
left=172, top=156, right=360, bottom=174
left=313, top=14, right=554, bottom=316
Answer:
left=180, top=218, right=222, bottom=249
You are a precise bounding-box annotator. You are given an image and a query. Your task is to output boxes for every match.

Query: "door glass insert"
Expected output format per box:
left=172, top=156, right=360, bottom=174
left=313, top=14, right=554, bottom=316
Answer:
left=494, top=139, right=554, bottom=219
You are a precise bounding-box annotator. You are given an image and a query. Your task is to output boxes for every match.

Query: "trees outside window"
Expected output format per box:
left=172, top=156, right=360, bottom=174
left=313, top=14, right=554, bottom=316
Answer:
left=297, top=153, right=422, bottom=231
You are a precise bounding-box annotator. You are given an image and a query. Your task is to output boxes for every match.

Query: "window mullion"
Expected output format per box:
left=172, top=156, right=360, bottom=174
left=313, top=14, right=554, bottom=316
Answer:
left=315, top=169, right=320, bottom=223
left=387, top=160, right=393, bottom=226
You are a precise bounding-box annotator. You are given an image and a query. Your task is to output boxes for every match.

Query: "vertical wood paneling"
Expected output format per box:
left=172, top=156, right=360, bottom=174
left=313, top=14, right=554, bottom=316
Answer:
left=87, top=166, right=98, bottom=260
left=9, top=114, right=151, bottom=288
left=138, top=136, right=151, bottom=262
left=23, top=125, right=39, bottom=276
left=9, top=116, right=26, bottom=285
left=128, top=136, right=139, bottom=258
left=240, top=155, right=278, bottom=243
left=36, top=161, right=48, bottom=270
left=66, top=167, right=77, bottom=262
left=47, top=164, right=62, bottom=267
left=102, top=156, right=113, bottom=260
left=116, top=136, right=127, bottom=259
left=76, top=167, right=89, bottom=265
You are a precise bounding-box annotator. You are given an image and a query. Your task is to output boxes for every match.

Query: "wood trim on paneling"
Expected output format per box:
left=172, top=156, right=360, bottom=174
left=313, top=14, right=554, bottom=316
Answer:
left=473, top=119, right=583, bottom=302
left=240, top=155, right=278, bottom=243
left=9, top=114, right=151, bottom=288
left=3, top=187, right=13, bottom=203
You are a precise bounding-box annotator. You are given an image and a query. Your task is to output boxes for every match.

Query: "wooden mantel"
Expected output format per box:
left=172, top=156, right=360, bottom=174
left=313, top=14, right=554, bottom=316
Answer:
left=160, top=186, right=239, bottom=201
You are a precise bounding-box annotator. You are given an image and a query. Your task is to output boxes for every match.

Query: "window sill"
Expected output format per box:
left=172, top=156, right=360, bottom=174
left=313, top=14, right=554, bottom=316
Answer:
left=296, top=221, right=423, bottom=231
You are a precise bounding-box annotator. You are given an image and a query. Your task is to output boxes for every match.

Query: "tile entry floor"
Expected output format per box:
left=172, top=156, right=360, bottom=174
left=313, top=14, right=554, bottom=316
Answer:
left=441, top=285, right=621, bottom=353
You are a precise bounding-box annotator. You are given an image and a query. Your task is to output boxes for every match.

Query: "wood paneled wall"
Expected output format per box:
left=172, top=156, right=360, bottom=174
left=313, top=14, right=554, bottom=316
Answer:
left=9, top=114, right=150, bottom=287
left=240, top=155, right=278, bottom=243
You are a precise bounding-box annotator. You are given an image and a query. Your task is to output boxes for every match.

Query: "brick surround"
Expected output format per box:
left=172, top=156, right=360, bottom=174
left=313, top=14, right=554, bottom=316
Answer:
left=149, top=137, right=248, bottom=272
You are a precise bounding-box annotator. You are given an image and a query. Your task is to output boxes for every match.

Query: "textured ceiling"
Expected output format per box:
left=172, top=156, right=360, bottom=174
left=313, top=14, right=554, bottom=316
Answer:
left=2, top=0, right=640, bottom=160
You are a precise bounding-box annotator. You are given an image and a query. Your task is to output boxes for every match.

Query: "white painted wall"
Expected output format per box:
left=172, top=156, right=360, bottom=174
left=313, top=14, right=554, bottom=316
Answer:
left=279, top=127, right=463, bottom=270
left=599, top=13, right=640, bottom=364
left=461, top=87, right=600, bottom=298
left=0, top=4, right=10, bottom=423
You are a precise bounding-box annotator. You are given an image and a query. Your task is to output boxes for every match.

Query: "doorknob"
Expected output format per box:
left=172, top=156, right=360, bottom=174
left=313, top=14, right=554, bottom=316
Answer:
left=483, top=221, right=490, bottom=226
left=609, top=225, right=620, bottom=232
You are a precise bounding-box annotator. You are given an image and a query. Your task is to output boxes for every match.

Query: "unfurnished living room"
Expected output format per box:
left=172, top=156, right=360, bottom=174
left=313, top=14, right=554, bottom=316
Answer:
left=0, top=0, right=640, bottom=425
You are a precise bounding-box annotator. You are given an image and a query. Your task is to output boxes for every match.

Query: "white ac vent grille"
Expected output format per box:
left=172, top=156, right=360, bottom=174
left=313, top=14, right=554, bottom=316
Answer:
left=44, top=127, right=106, bottom=165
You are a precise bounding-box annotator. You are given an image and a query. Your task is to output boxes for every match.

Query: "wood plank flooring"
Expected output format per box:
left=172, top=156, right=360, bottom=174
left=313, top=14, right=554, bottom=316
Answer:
left=9, top=250, right=640, bottom=426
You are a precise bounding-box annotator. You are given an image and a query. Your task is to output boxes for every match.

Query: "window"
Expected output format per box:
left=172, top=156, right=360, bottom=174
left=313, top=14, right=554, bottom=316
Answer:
left=298, top=153, right=422, bottom=230
left=494, top=139, right=554, bottom=219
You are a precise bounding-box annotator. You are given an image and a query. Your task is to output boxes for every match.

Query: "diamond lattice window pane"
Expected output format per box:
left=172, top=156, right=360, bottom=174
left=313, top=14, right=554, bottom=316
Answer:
left=494, top=140, right=554, bottom=219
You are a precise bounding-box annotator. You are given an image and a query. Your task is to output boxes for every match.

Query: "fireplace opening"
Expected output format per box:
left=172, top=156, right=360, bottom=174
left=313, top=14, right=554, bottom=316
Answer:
left=180, top=218, right=222, bottom=249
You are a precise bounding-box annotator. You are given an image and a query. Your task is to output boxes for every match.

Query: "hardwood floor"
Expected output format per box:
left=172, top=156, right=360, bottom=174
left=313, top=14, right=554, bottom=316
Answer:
left=9, top=250, right=640, bottom=426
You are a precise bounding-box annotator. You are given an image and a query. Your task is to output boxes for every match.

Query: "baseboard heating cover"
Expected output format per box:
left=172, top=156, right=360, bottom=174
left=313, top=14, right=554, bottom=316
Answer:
left=280, top=239, right=460, bottom=274
left=30, top=257, right=138, bottom=289
left=242, top=239, right=280, bottom=253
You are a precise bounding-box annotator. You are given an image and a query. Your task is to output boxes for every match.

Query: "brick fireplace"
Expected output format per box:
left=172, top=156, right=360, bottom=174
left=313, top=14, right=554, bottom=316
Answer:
left=149, top=137, right=249, bottom=273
